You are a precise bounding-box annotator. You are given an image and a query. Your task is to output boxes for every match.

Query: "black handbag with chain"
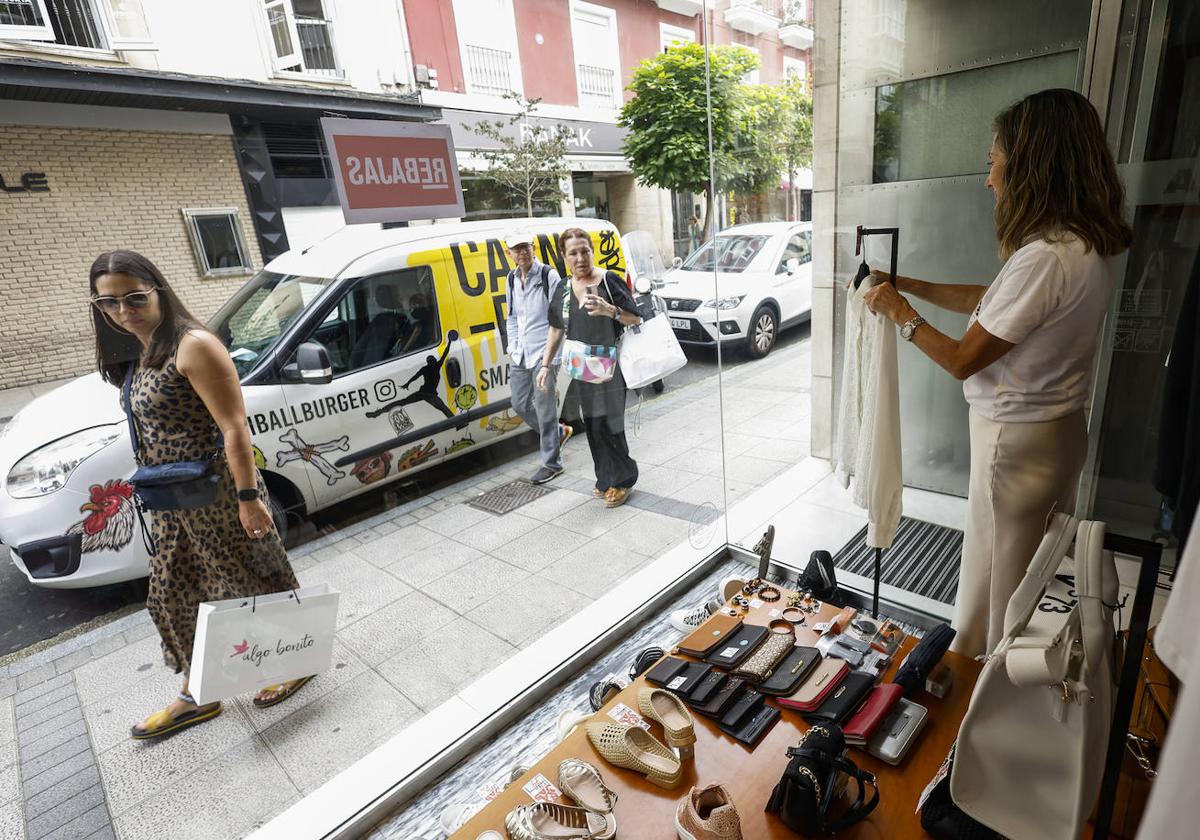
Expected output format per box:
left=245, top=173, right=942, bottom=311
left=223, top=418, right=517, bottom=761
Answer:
left=765, top=723, right=879, bottom=835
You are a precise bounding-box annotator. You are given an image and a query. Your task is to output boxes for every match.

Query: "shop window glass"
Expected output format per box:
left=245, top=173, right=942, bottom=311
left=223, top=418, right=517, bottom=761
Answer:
left=873, top=50, right=1080, bottom=183
left=182, top=208, right=254, bottom=277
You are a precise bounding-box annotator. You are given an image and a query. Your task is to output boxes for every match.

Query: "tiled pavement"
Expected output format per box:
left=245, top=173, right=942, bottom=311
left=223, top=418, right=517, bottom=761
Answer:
left=0, top=338, right=812, bottom=840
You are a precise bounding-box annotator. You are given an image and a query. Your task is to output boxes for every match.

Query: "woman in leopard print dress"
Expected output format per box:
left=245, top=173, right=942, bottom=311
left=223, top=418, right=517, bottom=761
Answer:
left=90, top=250, right=313, bottom=740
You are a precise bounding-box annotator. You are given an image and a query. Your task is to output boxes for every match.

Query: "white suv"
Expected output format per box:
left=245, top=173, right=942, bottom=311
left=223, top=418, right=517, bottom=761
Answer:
left=660, top=221, right=812, bottom=358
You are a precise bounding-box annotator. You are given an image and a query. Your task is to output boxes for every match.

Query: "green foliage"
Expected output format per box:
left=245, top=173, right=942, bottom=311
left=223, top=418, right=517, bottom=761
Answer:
left=620, top=44, right=813, bottom=221
left=470, top=92, right=571, bottom=216
left=618, top=43, right=758, bottom=195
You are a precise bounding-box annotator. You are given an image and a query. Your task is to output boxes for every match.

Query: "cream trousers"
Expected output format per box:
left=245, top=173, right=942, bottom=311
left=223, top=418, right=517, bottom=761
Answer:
left=950, top=408, right=1088, bottom=658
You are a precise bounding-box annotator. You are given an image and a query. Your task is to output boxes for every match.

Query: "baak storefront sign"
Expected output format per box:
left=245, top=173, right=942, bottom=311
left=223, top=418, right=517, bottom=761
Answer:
left=320, top=119, right=465, bottom=224
left=441, top=109, right=627, bottom=156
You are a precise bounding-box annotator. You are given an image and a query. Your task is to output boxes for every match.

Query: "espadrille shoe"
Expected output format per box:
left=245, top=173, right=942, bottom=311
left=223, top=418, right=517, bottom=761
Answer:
left=585, top=721, right=683, bottom=789
left=638, top=687, right=697, bottom=752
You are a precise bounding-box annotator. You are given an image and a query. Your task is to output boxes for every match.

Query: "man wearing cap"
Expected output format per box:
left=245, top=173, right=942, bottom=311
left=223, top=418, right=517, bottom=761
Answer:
left=505, top=232, right=571, bottom=483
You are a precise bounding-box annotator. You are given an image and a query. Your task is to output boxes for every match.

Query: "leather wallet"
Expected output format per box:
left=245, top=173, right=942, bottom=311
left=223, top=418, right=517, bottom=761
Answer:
left=663, top=661, right=714, bottom=696
left=644, top=655, right=688, bottom=687
left=718, top=702, right=781, bottom=748
left=844, top=683, right=905, bottom=745
left=686, top=669, right=727, bottom=706
left=719, top=686, right=765, bottom=731
left=758, top=645, right=821, bottom=696
left=704, top=623, right=770, bottom=670
left=691, top=676, right=746, bottom=718
left=732, top=633, right=794, bottom=682
left=777, top=657, right=849, bottom=713
left=677, top=612, right=742, bottom=658
left=804, top=670, right=876, bottom=725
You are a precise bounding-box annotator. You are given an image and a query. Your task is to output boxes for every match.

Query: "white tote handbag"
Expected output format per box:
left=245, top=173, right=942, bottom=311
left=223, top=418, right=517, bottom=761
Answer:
left=618, top=313, right=687, bottom=390
left=951, top=513, right=1119, bottom=840
left=189, top=583, right=340, bottom=705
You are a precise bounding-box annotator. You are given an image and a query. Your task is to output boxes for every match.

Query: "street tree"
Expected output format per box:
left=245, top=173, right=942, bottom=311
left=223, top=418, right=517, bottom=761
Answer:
left=619, top=42, right=757, bottom=234
left=779, top=77, right=814, bottom=221
left=470, top=92, right=572, bottom=217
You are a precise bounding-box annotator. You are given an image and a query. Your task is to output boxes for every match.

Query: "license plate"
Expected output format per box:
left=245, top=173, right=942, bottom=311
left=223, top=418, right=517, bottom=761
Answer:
left=670, top=318, right=690, bottom=330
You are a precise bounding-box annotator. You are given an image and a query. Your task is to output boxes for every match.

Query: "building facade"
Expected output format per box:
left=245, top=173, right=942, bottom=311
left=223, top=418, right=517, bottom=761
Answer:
left=0, top=0, right=436, bottom=389
left=406, top=0, right=815, bottom=257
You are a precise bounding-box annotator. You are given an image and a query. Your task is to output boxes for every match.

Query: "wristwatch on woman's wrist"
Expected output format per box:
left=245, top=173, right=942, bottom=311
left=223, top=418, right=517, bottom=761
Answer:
left=611, top=307, right=621, bottom=322
left=900, top=315, right=926, bottom=341
left=237, top=487, right=260, bottom=502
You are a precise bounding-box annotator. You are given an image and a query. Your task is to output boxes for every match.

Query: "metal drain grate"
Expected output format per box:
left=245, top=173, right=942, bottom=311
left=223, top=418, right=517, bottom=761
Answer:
left=468, top=480, right=554, bottom=515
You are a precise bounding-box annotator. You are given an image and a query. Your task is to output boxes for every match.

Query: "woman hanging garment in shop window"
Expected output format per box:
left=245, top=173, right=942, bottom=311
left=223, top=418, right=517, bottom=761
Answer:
left=861, top=89, right=1132, bottom=658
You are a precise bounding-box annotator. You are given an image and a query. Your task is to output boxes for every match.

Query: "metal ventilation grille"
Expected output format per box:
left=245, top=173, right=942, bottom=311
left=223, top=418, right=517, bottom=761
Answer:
left=468, top=480, right=554, bottom=515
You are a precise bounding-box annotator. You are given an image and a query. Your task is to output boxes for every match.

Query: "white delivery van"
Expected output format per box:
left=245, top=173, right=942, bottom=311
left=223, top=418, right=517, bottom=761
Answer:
left=0, top=218, right=627, bottom=588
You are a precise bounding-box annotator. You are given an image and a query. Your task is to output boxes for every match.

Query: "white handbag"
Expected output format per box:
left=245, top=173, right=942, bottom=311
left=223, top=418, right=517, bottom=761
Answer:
left=951, top=513, right=1119, bottom=840
left=618, top=313, right=687, bottom=390
left=189, top=583, right=340, bottom=705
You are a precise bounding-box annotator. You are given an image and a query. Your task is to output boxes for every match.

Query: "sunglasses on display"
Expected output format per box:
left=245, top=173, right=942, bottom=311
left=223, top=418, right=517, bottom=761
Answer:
left=90, top=289, right=158, bottom=313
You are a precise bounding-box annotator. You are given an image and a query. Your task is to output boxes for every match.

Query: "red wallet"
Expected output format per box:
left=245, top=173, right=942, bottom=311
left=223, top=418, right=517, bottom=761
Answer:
left=843, top=683, right=904, bottom=745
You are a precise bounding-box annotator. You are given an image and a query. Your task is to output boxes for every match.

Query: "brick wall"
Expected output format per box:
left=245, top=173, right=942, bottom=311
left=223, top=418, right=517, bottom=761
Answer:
left=0, top=125, right=263, bottom=390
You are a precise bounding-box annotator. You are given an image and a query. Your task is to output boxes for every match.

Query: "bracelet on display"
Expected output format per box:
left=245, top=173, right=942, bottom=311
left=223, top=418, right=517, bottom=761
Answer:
left=769, top=619, right=796, bottom=636
left=743, top=578, right=763, bottom=596
left=759, top=585, right=781, bottom=603
left=781, top=607, right=807, bottom=625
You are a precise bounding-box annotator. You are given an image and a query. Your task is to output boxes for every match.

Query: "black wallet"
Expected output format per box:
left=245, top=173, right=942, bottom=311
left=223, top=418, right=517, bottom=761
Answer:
left=803, top=670, right=876, bottom=724
left=758, top=645, right=821, bottom=696
left=704, top=623, right=770, bottom=670
left=691, top=676, right=745, bottom=718
left=686, top=669, right=727, bottom=706
left=644, top=655, right=687, bottom=686
left=646, top=656, right=713, bottom=696
left=717, top=688, right=781, bottom=748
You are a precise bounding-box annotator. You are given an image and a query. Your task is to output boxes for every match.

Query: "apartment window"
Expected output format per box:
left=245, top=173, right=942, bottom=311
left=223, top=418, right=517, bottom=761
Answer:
left=262, top=0, right=342, bottom=78
left=463, top=44, right=514, bottom=96
left=571, top=1, right=620, bottom=108
left=0, top=0, right=152, bottom=50
left=182, top=209, right=254, bottom=277
left=659, top=22, right=694, bottom=52
left=784, top=56, right=807, bottom=87
left=742, top=44, right=761, bottom=84
left=453, top=0, right=522, bottom=97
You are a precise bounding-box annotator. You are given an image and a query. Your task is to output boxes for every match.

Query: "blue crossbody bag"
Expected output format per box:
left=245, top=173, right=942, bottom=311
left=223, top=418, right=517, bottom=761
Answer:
left=122, top=362, right=222, bottom=513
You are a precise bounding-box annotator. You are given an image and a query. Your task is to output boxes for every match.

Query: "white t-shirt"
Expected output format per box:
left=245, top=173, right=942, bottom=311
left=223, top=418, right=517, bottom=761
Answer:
left=963, top=235, right=1116, bottom=422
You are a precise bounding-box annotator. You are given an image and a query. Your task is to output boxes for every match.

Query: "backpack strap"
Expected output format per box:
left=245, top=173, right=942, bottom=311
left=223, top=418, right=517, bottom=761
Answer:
left=821, top=757, right=880, bottom=832
left=538, top=263, right=551, bottom=298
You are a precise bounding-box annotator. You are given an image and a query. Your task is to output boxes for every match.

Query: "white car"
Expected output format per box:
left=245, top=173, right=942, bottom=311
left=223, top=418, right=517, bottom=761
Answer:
left=0, top=217, right=626, bottom=588
left=661, top=221, right=812, bottom=358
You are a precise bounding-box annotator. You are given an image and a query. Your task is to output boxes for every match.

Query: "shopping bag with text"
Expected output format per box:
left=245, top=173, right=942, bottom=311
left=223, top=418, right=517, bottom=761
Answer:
left=189, top=583, right=339, bottom=705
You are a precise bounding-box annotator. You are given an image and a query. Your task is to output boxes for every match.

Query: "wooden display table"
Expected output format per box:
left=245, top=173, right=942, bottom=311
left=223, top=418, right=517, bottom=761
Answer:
left=454, top=588, right=981, bottom=839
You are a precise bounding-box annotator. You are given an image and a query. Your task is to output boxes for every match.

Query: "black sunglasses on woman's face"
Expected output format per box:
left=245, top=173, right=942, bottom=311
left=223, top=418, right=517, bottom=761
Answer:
left=90, top=288, right=158, bottom=314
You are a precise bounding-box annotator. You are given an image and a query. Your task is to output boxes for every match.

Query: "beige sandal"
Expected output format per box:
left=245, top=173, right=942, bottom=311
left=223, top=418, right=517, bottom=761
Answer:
left=503, top=801, right=611, bottom=840
left=585, top=721, right=682, bottom=790
left=604, top=487, right=631, bottom=508
left=638, top=687, right=697, bottom=752
left=558, top=758, right=617, bottom=838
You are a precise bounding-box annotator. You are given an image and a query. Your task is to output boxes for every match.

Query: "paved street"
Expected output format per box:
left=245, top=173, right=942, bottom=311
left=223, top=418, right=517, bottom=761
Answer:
left=0, top=325, right=809, bottom=660
left=0, top=331, right=811, bottom=840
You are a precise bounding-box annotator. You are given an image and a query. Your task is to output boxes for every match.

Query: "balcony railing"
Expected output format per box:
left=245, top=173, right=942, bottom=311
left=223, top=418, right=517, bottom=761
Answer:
left=578, top=64, right=617, bottom=107
left=45, top=0, right=106, bottom=49
left=295, top=16, right=341, bottom=77
left=465, top=44, right=514, bottom=96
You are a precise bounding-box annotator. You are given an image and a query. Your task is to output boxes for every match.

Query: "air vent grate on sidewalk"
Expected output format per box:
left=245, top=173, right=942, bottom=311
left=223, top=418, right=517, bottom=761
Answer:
left=832, top=517, right=963, bottom=605
left=468, top=480, right=554, bottom=515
